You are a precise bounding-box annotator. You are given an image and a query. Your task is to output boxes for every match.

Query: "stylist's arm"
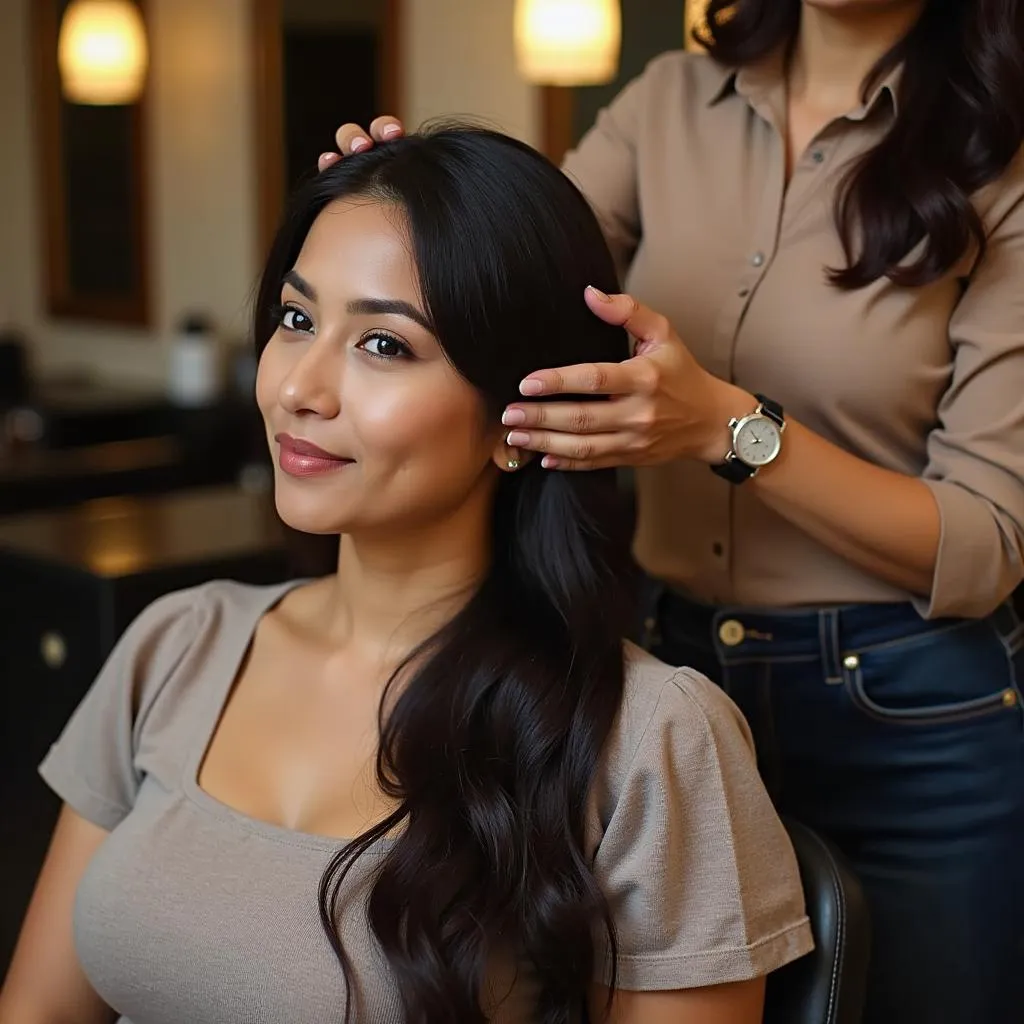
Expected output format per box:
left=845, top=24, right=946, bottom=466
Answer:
left=503, top=285, right=940, bottom=598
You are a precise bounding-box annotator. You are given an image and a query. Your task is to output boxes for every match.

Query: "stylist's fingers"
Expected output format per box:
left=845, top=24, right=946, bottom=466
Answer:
left=583, top=286, right=676, bottom=355
left=319, top=118, right=406, bottom=172
left=369, top=116, right=405, bottom=141
left=334, top=123, right=375, bottom=157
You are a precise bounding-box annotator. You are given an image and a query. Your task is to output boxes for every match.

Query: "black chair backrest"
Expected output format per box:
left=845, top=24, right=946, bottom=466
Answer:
left=764, top=819, right=871, bottom=1024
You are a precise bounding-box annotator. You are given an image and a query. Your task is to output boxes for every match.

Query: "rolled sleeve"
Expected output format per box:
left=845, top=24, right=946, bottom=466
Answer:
left=918, top=183, right=1024, bottom=618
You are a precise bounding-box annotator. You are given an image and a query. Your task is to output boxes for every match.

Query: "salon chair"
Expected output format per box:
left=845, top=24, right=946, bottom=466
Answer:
left=764, top=818, right=871, bottom=1024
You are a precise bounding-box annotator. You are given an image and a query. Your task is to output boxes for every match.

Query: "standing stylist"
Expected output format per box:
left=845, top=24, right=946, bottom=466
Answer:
left=322, top=0, right=1024, bottom=1020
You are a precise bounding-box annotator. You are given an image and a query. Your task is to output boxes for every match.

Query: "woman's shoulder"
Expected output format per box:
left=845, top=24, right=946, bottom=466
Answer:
left=121, top=578, right=299, bottom=656
left=627, top=47, right=736, bottom=110
left=586, top=645, right=813, bottom=985
left=611, top=640, right=754, bottom=766
left=108, top=579, right=302, bottom=709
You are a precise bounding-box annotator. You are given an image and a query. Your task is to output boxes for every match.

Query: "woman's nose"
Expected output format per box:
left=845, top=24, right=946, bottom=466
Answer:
left=278, top=342, right=342, bottom=419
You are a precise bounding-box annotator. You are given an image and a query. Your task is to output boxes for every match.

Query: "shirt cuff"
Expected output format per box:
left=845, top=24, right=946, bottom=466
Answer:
left=598, top=917, right=815, bottom=991
left=38, top=748, right=126, bottom=833
left=916, top=479, right=1020, bottom=619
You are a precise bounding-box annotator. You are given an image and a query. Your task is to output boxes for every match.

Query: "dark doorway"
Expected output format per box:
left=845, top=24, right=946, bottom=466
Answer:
left=282, top=28, right=379, bottom=195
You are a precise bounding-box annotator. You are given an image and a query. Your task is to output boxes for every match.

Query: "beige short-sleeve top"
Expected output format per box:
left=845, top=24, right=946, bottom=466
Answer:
left=562, top=49, right=1024, bottom=619
left=39, top=580, right=812, bottom=1023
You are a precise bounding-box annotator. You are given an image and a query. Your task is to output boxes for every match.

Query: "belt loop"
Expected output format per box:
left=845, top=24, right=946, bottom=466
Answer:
left=991, top=598, right=1023, bottom=650
left=820, top=609, right=842, bottom=684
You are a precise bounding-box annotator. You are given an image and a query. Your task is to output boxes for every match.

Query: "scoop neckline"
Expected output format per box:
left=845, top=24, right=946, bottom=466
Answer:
left=180, top=578, right=395, bottom=854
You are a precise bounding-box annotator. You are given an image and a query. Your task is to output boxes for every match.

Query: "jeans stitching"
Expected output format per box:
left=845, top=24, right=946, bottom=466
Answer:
left=989, top=619, right=1024, bottom=732
left=845, top=663, right=1015, bottom=726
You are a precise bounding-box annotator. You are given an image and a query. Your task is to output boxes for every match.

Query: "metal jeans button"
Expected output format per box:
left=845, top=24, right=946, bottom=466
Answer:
left=718, top=619, right=745, bottom=646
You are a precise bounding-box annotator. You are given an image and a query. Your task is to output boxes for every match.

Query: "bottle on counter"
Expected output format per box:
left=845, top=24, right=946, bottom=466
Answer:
left=168, top=313, right=222, bottom=408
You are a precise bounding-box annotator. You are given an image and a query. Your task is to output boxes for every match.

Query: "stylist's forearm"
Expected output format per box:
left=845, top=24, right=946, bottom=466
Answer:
left=717, top=385, right=940, bottom=596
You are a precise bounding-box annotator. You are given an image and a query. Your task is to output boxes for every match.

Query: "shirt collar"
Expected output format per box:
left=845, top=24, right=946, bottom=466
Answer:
left=706, top=49, right=902, bottom=122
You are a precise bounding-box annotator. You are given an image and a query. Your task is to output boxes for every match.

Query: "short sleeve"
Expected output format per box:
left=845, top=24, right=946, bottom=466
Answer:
left=37, top=588, right=201, bottom=831
left=560, top=68, right=646, bottom=279
left=918, top=176, right=1024, bottom=618
left=593, top=670, right=813, bottom=990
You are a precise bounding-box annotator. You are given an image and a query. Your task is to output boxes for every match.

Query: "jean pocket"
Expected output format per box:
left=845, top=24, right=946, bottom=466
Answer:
left=841, top=617, right=1023, bottom=727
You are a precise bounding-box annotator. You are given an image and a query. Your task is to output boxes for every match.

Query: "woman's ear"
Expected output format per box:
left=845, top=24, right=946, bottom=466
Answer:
left=492, top=431, right=534, bottom=473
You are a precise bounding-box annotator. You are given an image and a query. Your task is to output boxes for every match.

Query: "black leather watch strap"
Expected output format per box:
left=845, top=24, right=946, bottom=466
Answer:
left=711, top=456, right=756, bottom=483
left=755, top=393, right=785, bottom=426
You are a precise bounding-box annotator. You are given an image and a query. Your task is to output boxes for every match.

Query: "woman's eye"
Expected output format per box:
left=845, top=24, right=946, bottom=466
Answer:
left=280, top=306, right=314, bottom=333
left=360, top=332, right=409, bottom=360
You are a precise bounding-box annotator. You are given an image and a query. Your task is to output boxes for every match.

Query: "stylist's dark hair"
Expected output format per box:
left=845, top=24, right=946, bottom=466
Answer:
left=697, top=0, right=1024, bottom=288
left=254, top=126, right=635, bottom=1023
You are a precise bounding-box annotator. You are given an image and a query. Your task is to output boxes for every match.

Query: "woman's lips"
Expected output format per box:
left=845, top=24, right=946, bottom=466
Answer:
left=275, top=433, right=353, bottom=478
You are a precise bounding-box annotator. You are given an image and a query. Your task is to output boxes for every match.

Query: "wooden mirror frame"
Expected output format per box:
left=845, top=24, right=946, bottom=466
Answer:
left=251, top=0, right=403, bottom=260
left=31, top=0, right=151, bottom=326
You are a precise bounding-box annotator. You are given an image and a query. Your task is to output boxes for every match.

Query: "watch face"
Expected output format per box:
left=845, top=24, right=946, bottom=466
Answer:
left=734, top=416, right=781, bottom=467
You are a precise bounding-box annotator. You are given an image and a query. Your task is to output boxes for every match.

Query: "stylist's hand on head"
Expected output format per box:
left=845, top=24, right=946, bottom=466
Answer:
left=317, top=116, right=405, bottom=171
left=503, top=287, right=747, bottom=472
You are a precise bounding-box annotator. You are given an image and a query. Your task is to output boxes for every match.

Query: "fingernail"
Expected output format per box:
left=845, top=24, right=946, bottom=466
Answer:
left=319, top=152, right=337, bottom=165
left=542, top=456, right=560, bottom=469
left=502, top=408, right=526, bottom=426
left=505, top=430, right=530, bottom=447
left=350, top=137, right=371, bottom=153
left=382, top=124, right=401, bottom=138
left=519, top=379, right=544, bottom=396
left=587, top=284, right=612, bottom=302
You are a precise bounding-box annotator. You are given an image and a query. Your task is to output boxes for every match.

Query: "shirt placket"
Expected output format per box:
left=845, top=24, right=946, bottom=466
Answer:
left=707, top=92, right=790, bottom=601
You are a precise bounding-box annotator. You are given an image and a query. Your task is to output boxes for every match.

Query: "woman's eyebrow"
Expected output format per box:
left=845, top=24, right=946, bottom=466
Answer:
left=282, top=270, right=432, bottom=333
left=347, top=297, right=433, bottom=333
left=283, top=269, right=317, bottom=301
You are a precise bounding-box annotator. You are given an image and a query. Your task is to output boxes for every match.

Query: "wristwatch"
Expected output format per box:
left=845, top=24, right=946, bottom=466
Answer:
left=710, top=393, right=785, bottom=484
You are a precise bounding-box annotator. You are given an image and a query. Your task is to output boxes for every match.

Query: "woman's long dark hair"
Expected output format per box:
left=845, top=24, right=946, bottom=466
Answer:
left=697, top=0, right=1024, bottom=287
left=254, top=127, right=635, bottom=1023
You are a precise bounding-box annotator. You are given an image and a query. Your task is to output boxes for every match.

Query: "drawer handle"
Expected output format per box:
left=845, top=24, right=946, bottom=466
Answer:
left=40, top=631, right=67, bottom=669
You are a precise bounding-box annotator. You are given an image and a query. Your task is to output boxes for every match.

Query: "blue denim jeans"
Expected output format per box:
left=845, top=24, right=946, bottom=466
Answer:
left=647, top=587, right=1024, bottom=1024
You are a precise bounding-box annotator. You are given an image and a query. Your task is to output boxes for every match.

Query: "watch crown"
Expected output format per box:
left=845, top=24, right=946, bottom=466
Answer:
left=727, top=417, right=739, bottom=429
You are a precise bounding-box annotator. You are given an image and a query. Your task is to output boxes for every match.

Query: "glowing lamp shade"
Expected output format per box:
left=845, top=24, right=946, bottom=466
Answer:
left=685, top=0, right=708, bottom=50
left=58, top=0, right=149, bottom=105
left=514, top=0, right=621, bottom=86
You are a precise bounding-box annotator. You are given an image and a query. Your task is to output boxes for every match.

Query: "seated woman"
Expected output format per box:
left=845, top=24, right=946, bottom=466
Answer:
left=0, top=127, right=812, bottom=1024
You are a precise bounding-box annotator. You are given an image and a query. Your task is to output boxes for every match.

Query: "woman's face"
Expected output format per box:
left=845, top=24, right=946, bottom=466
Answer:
left=256, top=198, right=508, bottom=539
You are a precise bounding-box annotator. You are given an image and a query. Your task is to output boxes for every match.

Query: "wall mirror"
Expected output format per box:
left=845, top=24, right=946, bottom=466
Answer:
left=252, top=0, right=402, bottom=259
left=31, top=0, right=151, bottom=326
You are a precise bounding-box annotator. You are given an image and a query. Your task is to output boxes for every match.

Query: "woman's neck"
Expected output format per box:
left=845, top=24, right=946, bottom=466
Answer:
left=315, top=501, right=493, bottom=662
left=788, top=1, right=925, bottom=111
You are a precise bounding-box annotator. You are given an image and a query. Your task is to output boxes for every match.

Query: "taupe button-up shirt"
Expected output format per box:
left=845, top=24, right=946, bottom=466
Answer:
left=562, top=49, right=1024, bottom=618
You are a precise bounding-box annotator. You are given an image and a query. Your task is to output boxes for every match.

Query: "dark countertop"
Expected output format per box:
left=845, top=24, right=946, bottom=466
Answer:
left=0, top=484, right=286, bottom=578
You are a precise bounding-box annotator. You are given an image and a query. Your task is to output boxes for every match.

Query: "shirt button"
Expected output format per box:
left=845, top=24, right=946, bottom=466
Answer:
left=811, top=149, right=825, bottom=163
left=718, top=620, right=745, bottom=647
left=750, top=251, right=765, bottom=267
left=738, top=287, right=750, bottom=298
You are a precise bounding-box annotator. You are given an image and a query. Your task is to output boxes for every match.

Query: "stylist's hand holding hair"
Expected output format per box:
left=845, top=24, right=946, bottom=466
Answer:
left=503, top=286, right=734, bottom=470
left=504, top=284, right=940, bottom=599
